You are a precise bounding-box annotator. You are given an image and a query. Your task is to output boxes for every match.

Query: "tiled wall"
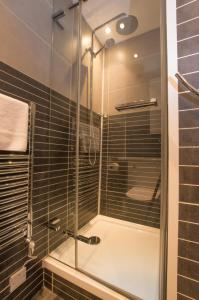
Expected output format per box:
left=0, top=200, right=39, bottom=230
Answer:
left=177, top=0, right=199, bottom=299
left=0, top=0, right=102, bottom=114
left=0, top=62, right=48, bottom=299
left=103, top=29, right=161, bottom=116
left=101, top=110, right=161, bottom=228
left=0, top=60, right=100, bottom=299
left=101, top=28, right=161, bottom=228
left=43, top=268, right=101, bottom=300
left=0, top=0, right=52, bottom=88
left=0, top=1, right=101, bottom=298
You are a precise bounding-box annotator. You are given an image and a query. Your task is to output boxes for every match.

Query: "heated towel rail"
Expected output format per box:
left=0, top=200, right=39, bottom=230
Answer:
left=0, top=101, right=36, bottom=252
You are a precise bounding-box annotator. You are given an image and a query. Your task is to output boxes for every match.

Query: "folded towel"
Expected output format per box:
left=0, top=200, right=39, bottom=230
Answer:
left=126, top=186, right=160, bottom=202
left=0, top=93, right=29, bottom=152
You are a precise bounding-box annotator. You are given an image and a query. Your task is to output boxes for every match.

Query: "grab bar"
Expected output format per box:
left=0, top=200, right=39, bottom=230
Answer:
left=175, top=72, right=199, bottom=96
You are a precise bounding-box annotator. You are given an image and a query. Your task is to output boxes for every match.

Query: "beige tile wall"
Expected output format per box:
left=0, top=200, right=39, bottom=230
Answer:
left=0, top=0, right=52, bottom=86
left=80, top=18, right=103, bottom=114
left=104, top=28, right=161, bottom=116
left=0, top=0, right=103, bottom=114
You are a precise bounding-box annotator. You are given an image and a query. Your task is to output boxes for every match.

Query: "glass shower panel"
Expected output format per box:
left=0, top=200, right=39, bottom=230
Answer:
left=77, top=7, right=103, bottom=231
left=77, top=1, right=161, bottom=300
left=48, top=0, right=80, bottom=268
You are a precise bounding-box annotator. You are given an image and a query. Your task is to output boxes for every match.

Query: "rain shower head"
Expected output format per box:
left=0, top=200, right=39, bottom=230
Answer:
left=116, top=15, right=138, bottom=35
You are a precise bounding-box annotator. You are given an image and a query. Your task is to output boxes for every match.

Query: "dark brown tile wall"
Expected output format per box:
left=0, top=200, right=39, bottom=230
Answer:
left=101, top=110, right=161, bottom=228
left=0, top=61, right=48, bottom=300
left=0, top=61, right=100, bottom=299
left=43, top=269, right=101, bottom=300
left=177, top=0, right=199, bottom=299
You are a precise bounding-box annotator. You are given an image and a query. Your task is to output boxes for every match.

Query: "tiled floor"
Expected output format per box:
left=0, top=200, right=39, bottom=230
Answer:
left=32, top=287, right=63, bottom=300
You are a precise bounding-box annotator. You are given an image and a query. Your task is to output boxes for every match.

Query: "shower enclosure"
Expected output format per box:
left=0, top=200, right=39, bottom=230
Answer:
left=48, top=0, right=167, bottom=299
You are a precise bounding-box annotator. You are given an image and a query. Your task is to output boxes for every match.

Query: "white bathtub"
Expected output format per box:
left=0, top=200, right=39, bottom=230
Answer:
left=43, top=215, right=160, bottom=300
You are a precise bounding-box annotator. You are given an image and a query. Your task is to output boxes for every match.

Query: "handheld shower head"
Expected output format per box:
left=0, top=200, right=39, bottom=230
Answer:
left=94, top=38, right=116, bottom=57
left=104, top=38, right=115, bottom=49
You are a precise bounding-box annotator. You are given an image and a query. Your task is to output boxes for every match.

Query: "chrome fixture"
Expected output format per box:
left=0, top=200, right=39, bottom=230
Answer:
left=68, top=0, right=88, bottom=10
left=115, top=98, right=157, bottom=111
left=26, top=102, right=36, bottom=259
left=175, top=72, right=199, bottom=96
left=52, top=10, right=65, bottom=30
left=116, top=15, right=138, bottom=35
left=94, top=38, right=116, bottom=57
left=25, top=238, right=36, bottom=258
left=85, top=38, right=116, bottom=58
left=64, top=229, right=101, bottom=245
left=47, top=217, right=61, bottom=231
left=108, top=162, right=120, bottom=171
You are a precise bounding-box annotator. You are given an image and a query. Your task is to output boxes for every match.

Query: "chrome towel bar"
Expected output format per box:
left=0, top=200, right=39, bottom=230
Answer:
left=175, top=72, right=199, bottom=96
left=115, top=98, right=157, bottom=111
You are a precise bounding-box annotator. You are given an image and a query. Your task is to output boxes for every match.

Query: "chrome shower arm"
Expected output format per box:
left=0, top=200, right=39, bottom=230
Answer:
left=93, top=46, right=105, bottom=57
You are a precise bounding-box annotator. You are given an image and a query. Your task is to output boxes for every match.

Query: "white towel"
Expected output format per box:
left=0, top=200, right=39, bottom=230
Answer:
left=0, top=93, right=29, bottom=152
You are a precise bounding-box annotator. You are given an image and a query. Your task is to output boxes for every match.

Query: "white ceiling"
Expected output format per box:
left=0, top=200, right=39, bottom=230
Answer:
left=82, top=0, right=160, bottom=45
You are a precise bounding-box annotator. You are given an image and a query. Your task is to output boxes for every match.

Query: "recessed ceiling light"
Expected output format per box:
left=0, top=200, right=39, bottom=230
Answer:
left=119, top=23, right=125, bottom=29
left=133, top=53, right=139, bottom=59
left=105, top=27, right=111, bottom=34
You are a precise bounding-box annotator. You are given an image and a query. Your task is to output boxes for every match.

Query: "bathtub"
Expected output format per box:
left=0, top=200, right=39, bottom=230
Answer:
left=43, top=215, right=160, bottom=300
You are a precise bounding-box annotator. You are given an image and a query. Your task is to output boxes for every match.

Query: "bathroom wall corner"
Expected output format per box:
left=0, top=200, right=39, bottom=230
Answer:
left=166, top=0, right=179, bottom=300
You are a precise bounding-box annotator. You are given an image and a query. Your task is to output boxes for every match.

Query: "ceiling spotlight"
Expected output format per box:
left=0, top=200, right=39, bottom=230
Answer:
left=133, top=53, right=139, bottom=59
left=105, top=27, right=111, bottom=34
left=119, top=23, right=125, bottom=29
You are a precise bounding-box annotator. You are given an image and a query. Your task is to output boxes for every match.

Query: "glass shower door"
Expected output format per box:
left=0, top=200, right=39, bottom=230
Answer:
left=48, top=0, right=81, bottom=269
left=76, top=1, right=163, bottom=300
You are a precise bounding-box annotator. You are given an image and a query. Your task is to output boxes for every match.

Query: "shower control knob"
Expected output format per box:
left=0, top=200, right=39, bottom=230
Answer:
left=47, top=217, right=61, bottom=231
left=108, top=162, right=119, bottom=171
